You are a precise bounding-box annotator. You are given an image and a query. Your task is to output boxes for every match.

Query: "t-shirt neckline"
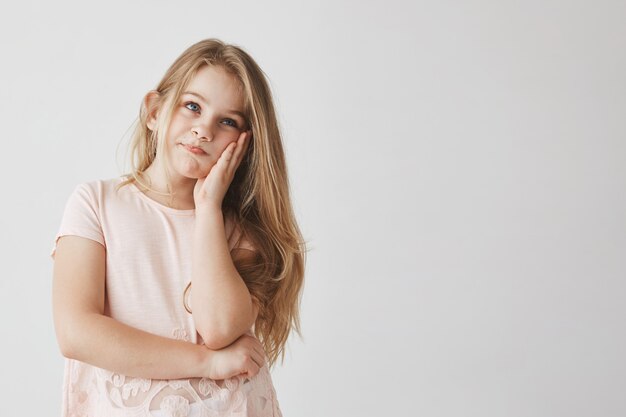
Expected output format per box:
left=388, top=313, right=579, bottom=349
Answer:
left=125, top=178, right=196, bottom=216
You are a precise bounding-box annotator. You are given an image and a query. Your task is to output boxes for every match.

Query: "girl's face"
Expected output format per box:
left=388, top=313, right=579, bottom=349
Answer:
left=148, top=65, right=247, bottom=181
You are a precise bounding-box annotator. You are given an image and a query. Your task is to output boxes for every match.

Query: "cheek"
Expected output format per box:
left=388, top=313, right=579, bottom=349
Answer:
left=216, top=139, right=238, bottom=155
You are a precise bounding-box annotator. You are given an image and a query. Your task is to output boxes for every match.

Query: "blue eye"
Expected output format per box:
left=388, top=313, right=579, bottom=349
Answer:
left=185, top=102, right=200, bottom=112
left=222, top=119, right=238, bottom=128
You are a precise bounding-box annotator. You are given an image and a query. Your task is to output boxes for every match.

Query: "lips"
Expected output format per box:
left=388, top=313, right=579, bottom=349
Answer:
left=181, top=144, right=207, bottom=155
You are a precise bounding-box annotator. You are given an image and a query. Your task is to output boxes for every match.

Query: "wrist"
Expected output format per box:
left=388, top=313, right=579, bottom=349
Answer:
left=197, top=344, right=216, bottom=379
left=195, top=203, right=223, bottom=216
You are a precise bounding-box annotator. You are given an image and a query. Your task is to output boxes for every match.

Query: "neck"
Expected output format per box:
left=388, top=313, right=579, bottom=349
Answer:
left=138, top=162, right=197, bottom=210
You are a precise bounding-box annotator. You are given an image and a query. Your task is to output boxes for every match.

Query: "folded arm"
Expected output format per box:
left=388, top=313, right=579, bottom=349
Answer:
left=190, top=208, right=259, bottom=350
left=52, top=235, right=215, bottom=380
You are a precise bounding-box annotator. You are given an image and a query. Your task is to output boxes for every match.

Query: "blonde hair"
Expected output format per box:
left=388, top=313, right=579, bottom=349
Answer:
left=117, top=38, right=307, bottom=368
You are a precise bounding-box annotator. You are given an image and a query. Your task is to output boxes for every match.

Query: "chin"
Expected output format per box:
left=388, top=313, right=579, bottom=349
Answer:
left=179, top=171, right=208, bottom=180
left=175, top=161, right=212, bottom=179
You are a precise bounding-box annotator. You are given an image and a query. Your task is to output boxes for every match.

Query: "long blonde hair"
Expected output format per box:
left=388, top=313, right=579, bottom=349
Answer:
left=117, top=38, right=306, bottom=368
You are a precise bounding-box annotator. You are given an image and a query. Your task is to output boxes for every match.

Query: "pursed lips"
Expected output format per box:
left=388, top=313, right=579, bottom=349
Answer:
left=181, top=143, right=207, bottom=155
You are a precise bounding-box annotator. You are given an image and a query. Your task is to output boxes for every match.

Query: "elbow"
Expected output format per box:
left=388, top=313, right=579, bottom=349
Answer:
left=54, top=314, right=91, bottom=360
left=58, top=341, right=76, bottom=360
left=202, top=338, right=229, bottom=351
left=197, top=325, right=237, bottom=350
left=195, top=299, right=259, bottom=350
left=197, top=321, right=254, bottom=350
left=55, top=325, right=78, bottom=359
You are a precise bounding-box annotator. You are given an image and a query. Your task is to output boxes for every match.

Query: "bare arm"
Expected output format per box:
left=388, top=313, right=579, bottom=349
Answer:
left=190, top=207, right=258, bottom=350
left=52, top=235, right=213, bottom=380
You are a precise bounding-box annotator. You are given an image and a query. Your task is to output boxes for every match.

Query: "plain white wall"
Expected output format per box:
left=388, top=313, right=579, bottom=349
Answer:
left=1, top=0, right=624, bottom=416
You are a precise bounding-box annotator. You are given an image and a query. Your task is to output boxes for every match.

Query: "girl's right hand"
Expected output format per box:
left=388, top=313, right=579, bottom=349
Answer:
left=207, top=332, right=267, bottom=380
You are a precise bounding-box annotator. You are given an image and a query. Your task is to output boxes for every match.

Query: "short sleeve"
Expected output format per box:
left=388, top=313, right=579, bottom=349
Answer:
left=50, top=182, right=105, bottom=260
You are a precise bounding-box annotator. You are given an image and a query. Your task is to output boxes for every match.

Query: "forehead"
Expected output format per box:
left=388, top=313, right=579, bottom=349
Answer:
left=184, top=65, right=244, bottom=110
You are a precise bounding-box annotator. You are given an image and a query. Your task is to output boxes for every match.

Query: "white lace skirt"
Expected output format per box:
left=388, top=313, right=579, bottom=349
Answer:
left=148, top=395, right=220, bottom=417
left=148, top=379, right=254, bottom=417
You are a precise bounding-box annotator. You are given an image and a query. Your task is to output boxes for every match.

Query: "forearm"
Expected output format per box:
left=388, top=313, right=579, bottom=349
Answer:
left=62, top=312, right=212, bottom=380
left=191, top=207, right=255, bottom=349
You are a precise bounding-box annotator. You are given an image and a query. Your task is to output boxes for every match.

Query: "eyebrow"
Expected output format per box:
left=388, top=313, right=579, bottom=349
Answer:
left=182, top=91, right=246, bottom=120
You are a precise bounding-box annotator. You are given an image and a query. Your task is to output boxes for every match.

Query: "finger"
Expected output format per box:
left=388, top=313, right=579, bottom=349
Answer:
left=233, top=130, right=248, bottom=158
left=251, top=348, right=265, bottom=366
left=252, top=344, right=268, bottom=367
left=217, top=141, right=237, bottom=168
left=207, top=144, right=233, bottom=179
left=228, top=131, right=250, bottom=174
left=241, top=130, right=252, bottom=154
left=246, top=355, right=262, bottom=375
left=243, top=339, right=265, bottom=369
left=251, top=350, right=264, bottom=369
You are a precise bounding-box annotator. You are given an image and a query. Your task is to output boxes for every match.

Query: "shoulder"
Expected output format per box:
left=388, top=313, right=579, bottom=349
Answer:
left=77, top=176, right=130, bottom=199
left=61, top=177, right=131, bottom=221
left=62, top=180, right=98, bottom=210
left=68, top=177, right=113, bottom=195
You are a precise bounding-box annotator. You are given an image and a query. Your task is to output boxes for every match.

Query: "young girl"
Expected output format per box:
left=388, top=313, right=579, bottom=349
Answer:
left=50, top=38, right=306, bottom=417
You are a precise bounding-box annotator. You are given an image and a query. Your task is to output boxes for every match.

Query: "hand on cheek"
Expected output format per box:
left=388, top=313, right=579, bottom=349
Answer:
left=193, top=130, right=252, bottom=210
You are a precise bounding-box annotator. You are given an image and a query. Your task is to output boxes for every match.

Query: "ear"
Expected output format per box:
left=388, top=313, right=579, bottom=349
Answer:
left=143, top=90, right=161, bottom=131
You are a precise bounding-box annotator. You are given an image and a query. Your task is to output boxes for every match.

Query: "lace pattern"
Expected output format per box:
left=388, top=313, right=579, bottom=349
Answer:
left=60, top=327, right=282, bottom=416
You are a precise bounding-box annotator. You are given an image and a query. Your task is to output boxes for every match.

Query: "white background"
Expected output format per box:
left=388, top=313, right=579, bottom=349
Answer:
left=1, top=0, right=625, bottom=416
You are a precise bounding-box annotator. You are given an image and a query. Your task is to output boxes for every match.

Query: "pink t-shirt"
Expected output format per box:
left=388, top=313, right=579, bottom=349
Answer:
left=50, top=176, right=282, bottom=417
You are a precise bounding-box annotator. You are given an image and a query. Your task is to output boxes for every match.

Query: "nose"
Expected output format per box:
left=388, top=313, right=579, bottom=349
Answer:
left=191, top=124, right=214, bottom=142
